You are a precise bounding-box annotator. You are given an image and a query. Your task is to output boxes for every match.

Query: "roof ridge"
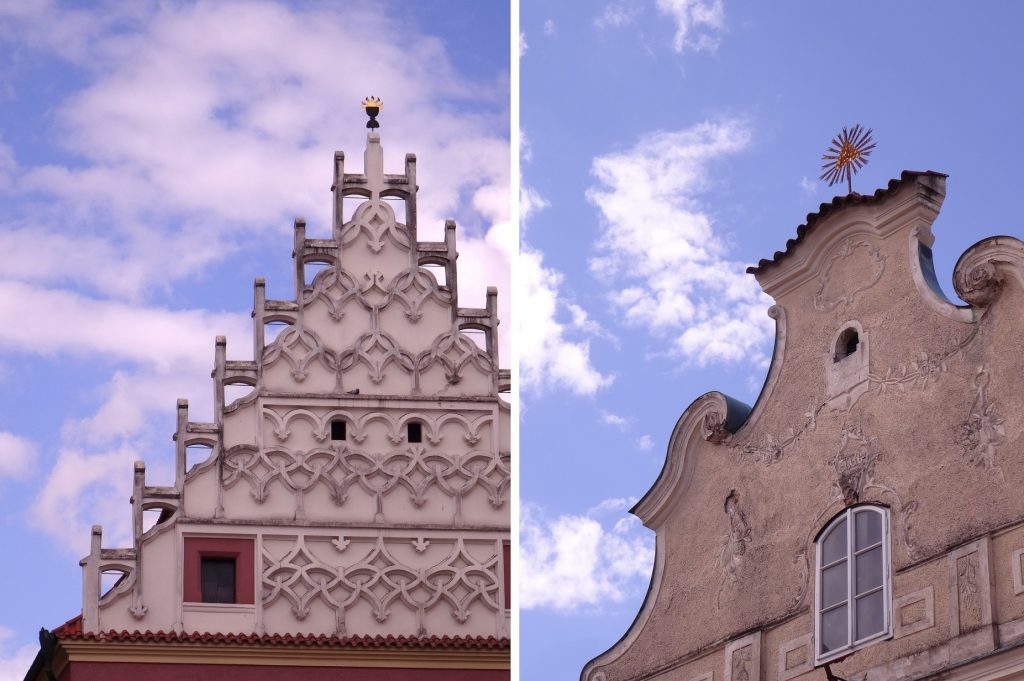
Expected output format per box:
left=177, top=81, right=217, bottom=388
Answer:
left=747, top=170, right=947, bottom=275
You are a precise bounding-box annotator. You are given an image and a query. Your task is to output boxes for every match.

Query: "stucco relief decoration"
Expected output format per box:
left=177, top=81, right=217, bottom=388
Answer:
left=222, top=441, right=510, bottom=515
left=731, top=401, right=818, bottom=465
left=787, top=425, right=922, bottom=610
left=954, top=261, right=1003, bottom=306
left=387, top=268, right=453, bottom=322
left=954, top=366, right=1005, bottom=479
left=812, top=238, right=886, bottom=312
left=731, top=647, right=751, bottom=681
left=302, top=264, right=451, bottom=326
left=263, top=326, right=335, bottom=383
left=281, top=260, right=490, bottom=392
left=831, top=424, right=882, bottom=505
left=415, top=330, right=494, bottom=387
left=870, top=328, right=976, bottom=393
left=957, top=552, right=982, bottom=630
left=301, top=266, right=361, bottom=322
left=900, top=500, right=921, bottom=560
left=340, top=199, right=410, bottom=254
left=328, top=327, right=491, bottom=393
left=335, top=329, right=417, bottom=388
left=701, top=408, right=729, bottom=444
left=717, top=490, right=752, bottom=608
left=261, top=535, right=500, bottom=635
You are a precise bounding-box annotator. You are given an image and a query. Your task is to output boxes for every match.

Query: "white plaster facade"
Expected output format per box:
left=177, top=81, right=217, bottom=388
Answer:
left=79, top=133, right=511, bottom=641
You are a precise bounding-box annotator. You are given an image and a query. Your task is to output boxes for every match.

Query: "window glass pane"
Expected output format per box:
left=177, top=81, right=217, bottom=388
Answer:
left=821, top=604, right=848, bottom=653
left=855, top=590, right=885, bottom=640
left=821, top=562, right=848, bottom=609
left=855, top=546, right=883, bottom=595
left=201, top=557, right=236, bottom=603
left=821, top=519, right=847, bottom=565
left=407, top=422, right=422, bottom=443
left=855, top=510, right=881, bottom=550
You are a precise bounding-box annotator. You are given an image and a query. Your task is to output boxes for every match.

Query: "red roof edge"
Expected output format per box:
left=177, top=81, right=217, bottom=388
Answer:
left=52, top=614, right=82, bottom=637
left=747, top=170, right=948, bottom=275
left=53, top=626, right=509, bottom=650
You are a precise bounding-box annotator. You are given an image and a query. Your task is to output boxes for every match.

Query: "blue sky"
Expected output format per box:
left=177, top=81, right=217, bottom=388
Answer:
left=5, top=2, right=1024, bottom=680
left=0, top=2, right=509, bottom=677
left=519, top=2, right=1024, bottom=680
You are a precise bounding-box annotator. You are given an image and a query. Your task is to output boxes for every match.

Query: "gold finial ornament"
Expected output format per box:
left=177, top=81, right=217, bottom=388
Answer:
left=362, top=96, right=383, bottom=130
left=820, top=124, right=876, bottom=194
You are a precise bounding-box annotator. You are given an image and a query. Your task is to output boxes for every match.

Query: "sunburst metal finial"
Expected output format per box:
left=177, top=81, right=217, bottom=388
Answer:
left=362, top=96, right=383, bottom=130
left=820, top=124, right=876, bottom=194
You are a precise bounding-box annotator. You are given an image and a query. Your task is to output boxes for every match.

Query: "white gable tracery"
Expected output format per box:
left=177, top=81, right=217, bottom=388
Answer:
left=80, top=132, right=510, bottom=641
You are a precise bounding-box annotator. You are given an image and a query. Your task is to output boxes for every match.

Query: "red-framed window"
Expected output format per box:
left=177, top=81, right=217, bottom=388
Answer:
left=183, top=537, right=255, bottom=605
left=502, top=541, right=511, bottom=609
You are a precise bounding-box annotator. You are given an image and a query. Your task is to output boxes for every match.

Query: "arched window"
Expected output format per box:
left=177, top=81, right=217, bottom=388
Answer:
left=815, top=505, right=891, bottom=665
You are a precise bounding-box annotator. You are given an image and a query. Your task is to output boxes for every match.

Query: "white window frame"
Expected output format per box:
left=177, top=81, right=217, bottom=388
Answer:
left=814, top=505, right=892, bottom=666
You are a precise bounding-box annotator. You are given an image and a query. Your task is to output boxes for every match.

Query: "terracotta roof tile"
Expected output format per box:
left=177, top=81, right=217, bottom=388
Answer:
left=747, top=170, right=948, bottom=275
left=54, top=623, right=508, bottom=650
left=53, top=615, right=82, bottom=636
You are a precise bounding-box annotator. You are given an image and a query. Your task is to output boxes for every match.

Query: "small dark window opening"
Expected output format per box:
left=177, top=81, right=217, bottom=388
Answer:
left=407, top=422, right=423, bottom=443
left=200, top=557, right=236, bottom=604
left=330, top=420, right=346, bottom=441
left=834, top=328, right=859, bottom=362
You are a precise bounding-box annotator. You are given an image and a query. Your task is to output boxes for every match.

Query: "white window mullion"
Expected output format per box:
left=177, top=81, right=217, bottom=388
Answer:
left=815, top=505, right=892, bottom=666
left=846, top=510, right=854, bottom=649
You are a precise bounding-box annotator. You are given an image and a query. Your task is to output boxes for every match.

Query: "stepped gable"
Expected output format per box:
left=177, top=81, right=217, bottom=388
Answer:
left=69, top=129, right=511, bottom=658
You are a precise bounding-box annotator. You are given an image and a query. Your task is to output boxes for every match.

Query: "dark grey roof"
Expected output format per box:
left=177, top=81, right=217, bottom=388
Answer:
left=747, top=170, right=948, bottom=275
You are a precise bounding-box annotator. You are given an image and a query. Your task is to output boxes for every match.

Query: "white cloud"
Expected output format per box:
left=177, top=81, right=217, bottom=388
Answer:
left=595, top=4, right=640, bottom=30
left=800, top=176, right=818, bottom=195
left=520, top=185, right=548, bottom=228
left=636, top=434, right=655, bottom=450
left=519, top=245, right=614, bottom=395
left=0, top=432, right=37, bottom=481
left=655, top=0, right=725, bottom=53
left=520, top=31, right=529, bottom=57
left=0, top=141, right=15, bottom=190
left=588, top=496, right=637, bottom=513
left=32, top=444, right=140, bottom=553
left=519, top=172, right=610, bottom=395
left=600, top=410, right=630, bottom=430
left=0, top=642, right=35, bottom=681
left=521, top=502, right=653, bottom=611
left=586, top=119, right=773, bottom=366
left=1, top=2, right=510, bottom=313
left=0, top=2, right=510, bottom=556
left=0, top=625, right=35, bottom=681
left=0, top=285, right=249, bottom=553
left=0, top=282, right=249, bottom=369
left=543, top=19, right=557, bottom=36
left=566, top=302, right=614, bottom=342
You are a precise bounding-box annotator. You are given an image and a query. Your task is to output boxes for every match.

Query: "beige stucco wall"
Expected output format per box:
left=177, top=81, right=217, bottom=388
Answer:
left=586, top=174, right=1024, bottom=681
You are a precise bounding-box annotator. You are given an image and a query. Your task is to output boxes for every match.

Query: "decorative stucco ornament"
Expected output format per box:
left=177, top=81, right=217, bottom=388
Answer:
left=812, top=238, right=886, bottom=312
left=955, top=365, right=1006, bottom=479
left=361, top=95, right=383, bottom=129
left=954, top=261, right=1003, bottom=306
left=820, top=124, right=876, bottom=194
left=831, top=425, right=882, bottom=505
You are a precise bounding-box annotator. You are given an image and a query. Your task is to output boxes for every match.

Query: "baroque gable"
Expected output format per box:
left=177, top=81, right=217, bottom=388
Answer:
left=585, top=172, right=1024, bottom=681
